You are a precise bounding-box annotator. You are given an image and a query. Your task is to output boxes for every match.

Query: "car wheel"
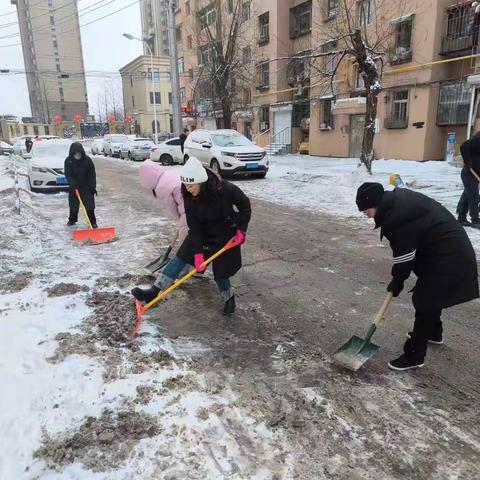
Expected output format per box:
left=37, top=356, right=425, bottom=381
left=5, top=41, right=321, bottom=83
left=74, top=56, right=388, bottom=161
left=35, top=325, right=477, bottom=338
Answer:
left=257, top=172, right=267, bottom=179
left=160, top=154, right=173, bottom=165
left=183, top=154, right=189, bottom=165
left=210, top=159, right=222, bottom=177
left=128, top=151, right=132, bottom=161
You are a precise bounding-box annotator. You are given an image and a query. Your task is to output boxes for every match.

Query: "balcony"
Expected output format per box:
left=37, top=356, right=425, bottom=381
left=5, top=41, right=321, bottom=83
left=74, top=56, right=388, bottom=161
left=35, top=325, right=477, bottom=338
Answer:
left=388, top=46, right=412, bottom=65
left=384, top=118, right=408, bottom=129
left=440, top=2, right=477, bottom=56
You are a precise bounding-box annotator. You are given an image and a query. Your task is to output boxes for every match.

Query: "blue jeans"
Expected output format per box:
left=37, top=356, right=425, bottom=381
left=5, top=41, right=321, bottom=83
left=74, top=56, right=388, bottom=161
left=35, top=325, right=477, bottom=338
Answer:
left=155, top=255, right=233, bottom=302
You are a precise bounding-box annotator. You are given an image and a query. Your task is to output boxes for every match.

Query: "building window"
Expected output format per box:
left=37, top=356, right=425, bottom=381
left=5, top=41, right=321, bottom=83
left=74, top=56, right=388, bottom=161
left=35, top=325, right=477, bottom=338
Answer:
left=132, top=95, right=135, bottom=107
left=437, top=81, right=471, bottom=125
left=228, top=0, right=234, bottom=13
left=199, top=5, right=216, bottom=30
left=322, top=40, right=338, bottom=76
left=53, top=40, right=57, bottom=49
left=390, top=16, right=413, bottom=64
left=178, top=57, right=184, bottom=74
left=130, top=75, right=133, bottom=87
left=48, top=0, right=53, bottom=6
left=147, top=68, right=160, bottom=80
left=260, top=106, right=270, bottom=131
left=180, top=88, right=186, bottom=103
left=185, top=0, right=190, bottom=15
left=244, top=88, right=251, bottom=104
left=258, top=12, right=269, bottom=44
left=359, top=0, right=375, bottom=27
left=44, top=125, right=50, bottom=135
left=56, top=64, right=61, bottom=72
left=176, top=26, right=182, bottom=42
left=169, top=92, right=172, bottom=104
left=287, top=50, right=311, bottom=85
left=327, top=0, right=339, bottom=19
left=59, top=87, right=64, bottom=97
left=292, top=101, right=310, bottom=128
left=355, top=66, right=365, bottom=89
left=187, top=35, right=192, bottom=49
left=199, top=44, right=215, bottom=65
left=243, top=46, right=251, bottom=65
left=33, top=126, right=39, bottom=135
left=290, top=1, right=312, bottom=38
left=242, top=2, right=251, bottom=22
left=50, top=15, right=55, bottom=26
left=322, top=98, right=335, bottom=129
left=189, top=68, right=194, bottom=81
left=257, top=61, right=270, bottom=89
left=149, top=92, right=161, bottom=104
left=23, top=125, right=28, bottom=135
left=385, top=89, right=409, bottom=128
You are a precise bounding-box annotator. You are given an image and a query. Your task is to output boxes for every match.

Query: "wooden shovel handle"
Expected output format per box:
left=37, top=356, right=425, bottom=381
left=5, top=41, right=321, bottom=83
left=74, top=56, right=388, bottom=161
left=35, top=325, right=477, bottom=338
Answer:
left=170, top=230, right=179, bottom=248
left=373, top=293, right=393, bottom=327
left=470, top=168, right=480, bottom=183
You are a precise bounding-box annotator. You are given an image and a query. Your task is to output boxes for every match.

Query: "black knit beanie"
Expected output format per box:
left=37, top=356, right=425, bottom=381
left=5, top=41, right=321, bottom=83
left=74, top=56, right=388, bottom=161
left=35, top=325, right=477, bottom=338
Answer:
left=356, top=182, right=384, bottom=211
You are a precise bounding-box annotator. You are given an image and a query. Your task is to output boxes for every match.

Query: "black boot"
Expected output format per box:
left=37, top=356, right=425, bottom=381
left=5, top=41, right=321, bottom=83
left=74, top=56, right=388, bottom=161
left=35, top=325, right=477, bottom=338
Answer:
left=223, top=295, right=236, bottom=316
left=388, top=353, right=424, bottom=371
left=407, top=331, right=443, bottom=345
left=131, top=285, right=160, bottom=303
left=471, top=219, right=480, bottom=230
left=67, top=220, right=76, bottom=226
left=458, top=217, right=472, bottom=227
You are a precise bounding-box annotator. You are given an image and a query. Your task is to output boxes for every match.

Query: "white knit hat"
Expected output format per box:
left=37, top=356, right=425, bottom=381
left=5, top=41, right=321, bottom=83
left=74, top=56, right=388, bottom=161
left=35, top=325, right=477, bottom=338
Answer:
left=180, top=157, right=208, bottom=184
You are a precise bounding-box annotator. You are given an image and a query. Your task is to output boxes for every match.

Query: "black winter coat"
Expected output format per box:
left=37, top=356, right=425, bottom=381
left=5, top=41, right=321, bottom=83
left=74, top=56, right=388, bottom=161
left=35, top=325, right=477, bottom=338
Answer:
left=375, top=188, right=479, bottom=311
left=460, top=134, right=480, bottom=176
left=64, top=142, right=96, bottom=211
left=177, top=171, right=251, bottom=279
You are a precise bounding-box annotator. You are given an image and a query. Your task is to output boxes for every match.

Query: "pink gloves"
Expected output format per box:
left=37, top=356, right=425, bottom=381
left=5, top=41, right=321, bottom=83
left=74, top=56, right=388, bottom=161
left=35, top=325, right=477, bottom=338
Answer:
left=194, top=253, right=206, bottom=273
left=235, top=229, right=246, bottom=245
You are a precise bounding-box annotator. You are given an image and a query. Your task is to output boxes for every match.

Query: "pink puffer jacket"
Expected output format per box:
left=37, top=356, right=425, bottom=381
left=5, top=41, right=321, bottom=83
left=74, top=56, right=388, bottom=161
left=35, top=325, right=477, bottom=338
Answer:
left=138, top=160, right=188, bottom=242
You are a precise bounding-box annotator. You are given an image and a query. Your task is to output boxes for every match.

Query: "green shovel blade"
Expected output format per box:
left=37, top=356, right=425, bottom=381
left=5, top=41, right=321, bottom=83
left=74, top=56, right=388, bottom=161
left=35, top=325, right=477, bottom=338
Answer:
left=333, top=335, right=380, bottom=371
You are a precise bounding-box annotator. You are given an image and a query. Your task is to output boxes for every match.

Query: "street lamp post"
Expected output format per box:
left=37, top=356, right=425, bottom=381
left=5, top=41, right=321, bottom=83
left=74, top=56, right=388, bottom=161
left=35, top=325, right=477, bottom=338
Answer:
left=123, top=33, right=158, bottom=143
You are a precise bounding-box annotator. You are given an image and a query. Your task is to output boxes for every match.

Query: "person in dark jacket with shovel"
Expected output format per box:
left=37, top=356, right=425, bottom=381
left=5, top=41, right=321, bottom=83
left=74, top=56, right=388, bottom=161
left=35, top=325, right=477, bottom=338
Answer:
left=132, top=157, right=251, bottom=316
left=356, top=182, right=479, bottom=371
left=457, top=132, right=480, bottom=228
left=64, top=142, right=97, bottom=228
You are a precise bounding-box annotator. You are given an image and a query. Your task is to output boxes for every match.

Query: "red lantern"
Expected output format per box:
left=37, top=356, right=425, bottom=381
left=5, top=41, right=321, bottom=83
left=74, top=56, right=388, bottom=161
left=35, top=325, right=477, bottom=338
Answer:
left=108, top=115, right=116, bottom=122
left=125, top=115, right=133, bottom=122
left=54, top=115, right=62, bottom=124
left=74, top=114, right=81, bottom=123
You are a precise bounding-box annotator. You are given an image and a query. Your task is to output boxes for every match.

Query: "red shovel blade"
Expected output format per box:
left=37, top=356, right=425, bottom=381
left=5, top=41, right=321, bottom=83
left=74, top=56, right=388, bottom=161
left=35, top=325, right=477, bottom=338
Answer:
left=72, top=227, right=116, bottom=243
left=129, top=300, right=147, bottom=338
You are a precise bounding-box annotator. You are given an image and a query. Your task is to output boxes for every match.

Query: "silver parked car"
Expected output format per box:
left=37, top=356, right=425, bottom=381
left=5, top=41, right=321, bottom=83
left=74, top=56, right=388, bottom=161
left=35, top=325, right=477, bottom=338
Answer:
left=90, top=138, right=104, bottom=155
left=119, top=138, right=155, bottom=161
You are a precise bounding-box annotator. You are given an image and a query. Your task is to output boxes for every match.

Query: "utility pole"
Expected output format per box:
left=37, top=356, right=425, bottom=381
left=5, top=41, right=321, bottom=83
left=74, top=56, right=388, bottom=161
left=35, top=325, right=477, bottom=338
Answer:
left=165, top=0, right=183, bottom=135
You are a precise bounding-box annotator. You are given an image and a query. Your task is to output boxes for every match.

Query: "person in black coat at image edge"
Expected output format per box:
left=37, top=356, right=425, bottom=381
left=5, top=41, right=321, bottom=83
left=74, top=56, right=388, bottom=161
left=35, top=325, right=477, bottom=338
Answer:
left=64, top=142, right=98, bottom=228
left=132, top=157, right=251, bottom=316
left=356, top=182, right=479, bottom=371
left=457, top=131, right=480, bottom=228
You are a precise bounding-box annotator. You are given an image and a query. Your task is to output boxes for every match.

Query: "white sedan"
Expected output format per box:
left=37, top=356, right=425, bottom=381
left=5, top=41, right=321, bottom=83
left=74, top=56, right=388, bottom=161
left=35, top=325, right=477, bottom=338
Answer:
left=90, top=138, right=104, bottom=155
left=28, top=139, right=72, bottom=193
left=150, top=137, right=183, bottom=165
left=120, top=138, right=155, bottom=161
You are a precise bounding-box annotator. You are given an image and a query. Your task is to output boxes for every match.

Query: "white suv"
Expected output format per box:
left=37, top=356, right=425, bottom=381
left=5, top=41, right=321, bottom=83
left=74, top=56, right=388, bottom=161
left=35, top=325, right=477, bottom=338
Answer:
left=184, top=129, right=268, bottom=178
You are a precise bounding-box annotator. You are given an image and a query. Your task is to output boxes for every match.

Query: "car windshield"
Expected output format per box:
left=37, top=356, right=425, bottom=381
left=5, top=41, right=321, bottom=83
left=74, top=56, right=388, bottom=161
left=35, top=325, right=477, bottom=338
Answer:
left=211, top=134, right=252, bottom=147
left=33, top=144, right=70, bottom=158
left=111, top=136, right=127, bottom=143
left=134, top=139, right=153, bottom=144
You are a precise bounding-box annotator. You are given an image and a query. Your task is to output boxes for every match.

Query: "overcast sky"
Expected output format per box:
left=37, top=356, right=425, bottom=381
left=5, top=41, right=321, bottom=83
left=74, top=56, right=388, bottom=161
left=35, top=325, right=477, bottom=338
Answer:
left=0, top=0, right=143, bottom=119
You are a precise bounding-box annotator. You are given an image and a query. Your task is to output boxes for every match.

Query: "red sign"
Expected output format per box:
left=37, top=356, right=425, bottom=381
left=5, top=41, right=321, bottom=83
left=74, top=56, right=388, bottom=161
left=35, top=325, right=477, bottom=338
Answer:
left=108, top=115, right=116, bottom=122
left=181, top=107, right=193, bottom=113
left=74, top=114, right=81, bottom=123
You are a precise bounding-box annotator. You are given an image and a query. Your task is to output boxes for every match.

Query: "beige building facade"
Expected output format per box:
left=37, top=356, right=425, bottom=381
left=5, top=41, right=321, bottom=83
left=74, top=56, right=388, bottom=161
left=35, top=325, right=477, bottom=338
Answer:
left=120, top=56, right=173, bottom=136
left=11, top=0, right=89, bottom=124
left=164, top=0, right=479, bottom=160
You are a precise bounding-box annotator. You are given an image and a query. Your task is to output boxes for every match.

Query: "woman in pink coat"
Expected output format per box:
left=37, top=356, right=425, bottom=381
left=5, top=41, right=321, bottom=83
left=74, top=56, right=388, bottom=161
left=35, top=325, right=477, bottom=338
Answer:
left=138, top=160, right=188, bottom=242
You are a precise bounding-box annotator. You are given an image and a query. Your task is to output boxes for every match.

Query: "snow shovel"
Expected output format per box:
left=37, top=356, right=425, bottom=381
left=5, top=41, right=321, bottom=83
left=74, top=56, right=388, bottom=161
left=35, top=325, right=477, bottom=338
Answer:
left=333, top=293, right=393, bottom=371
left=144, top=231, right=179, bottom=273
left=130, top=236, right=240, bottom=337
left=72, top=189, right=116, bottom=244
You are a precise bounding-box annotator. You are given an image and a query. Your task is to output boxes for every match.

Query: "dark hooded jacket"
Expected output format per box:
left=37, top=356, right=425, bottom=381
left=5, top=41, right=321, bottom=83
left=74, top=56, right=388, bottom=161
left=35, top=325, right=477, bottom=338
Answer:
left=375, top=188, right=479, bottom=311
left=177, top=169, right=251, bottom=279
left=460, top=133, right=480, bottom=176
left=64, top=142, right=96, bottom=210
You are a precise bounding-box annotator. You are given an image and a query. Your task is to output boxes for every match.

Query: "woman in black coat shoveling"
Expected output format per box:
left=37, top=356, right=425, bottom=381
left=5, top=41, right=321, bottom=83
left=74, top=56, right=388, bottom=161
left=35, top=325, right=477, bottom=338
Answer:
left=132, top=157, right=251, bottom=315
left=64, top=142, right=97, bottom=228
left=356, top=182, right=479, bottom=371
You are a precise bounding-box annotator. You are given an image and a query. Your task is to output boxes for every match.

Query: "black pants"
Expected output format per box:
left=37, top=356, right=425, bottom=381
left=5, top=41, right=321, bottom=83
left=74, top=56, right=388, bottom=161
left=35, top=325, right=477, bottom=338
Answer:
left=457, top=167, right=479, bottom=222
left=403, top=309, right=442, bottom=361
left=68, top=190, right=96, bottom=225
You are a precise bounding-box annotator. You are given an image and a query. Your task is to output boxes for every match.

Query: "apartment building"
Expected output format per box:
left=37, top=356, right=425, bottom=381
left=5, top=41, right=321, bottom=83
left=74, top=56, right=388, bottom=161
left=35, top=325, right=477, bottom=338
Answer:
left=140, top=0, right=170, bottom=56
left=119, top=55, right=173, bottom=136
left=11, top=0, right=89, bottom=124
left=170, top=0, right=478, bottom=161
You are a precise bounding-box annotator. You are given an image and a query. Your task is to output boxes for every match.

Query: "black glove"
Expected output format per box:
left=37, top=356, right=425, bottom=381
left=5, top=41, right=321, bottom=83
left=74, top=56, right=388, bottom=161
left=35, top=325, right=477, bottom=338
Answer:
left=90, top=188, right=97, bottom=196
left=387, top=277, right=404, bottom=297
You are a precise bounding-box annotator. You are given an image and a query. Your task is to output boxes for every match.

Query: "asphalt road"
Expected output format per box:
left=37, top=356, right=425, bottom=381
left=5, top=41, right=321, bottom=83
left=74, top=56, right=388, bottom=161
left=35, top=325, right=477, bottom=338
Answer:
left=93, top=155, right=480, bottom=479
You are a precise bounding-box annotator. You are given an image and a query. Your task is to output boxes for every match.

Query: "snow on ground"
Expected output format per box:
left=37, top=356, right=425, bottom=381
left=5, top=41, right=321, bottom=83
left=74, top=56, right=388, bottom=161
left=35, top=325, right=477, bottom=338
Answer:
left=240, top=154, right=480, bottom=252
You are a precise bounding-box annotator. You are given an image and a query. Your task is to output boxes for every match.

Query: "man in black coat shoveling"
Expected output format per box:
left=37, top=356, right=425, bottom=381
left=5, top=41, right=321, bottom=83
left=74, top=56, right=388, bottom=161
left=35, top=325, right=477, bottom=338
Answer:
left=356, top=182, right=479, bottom=371
left=64, top=142, right=97, bottom=228
left=457, top=132, right=480, bottom=229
